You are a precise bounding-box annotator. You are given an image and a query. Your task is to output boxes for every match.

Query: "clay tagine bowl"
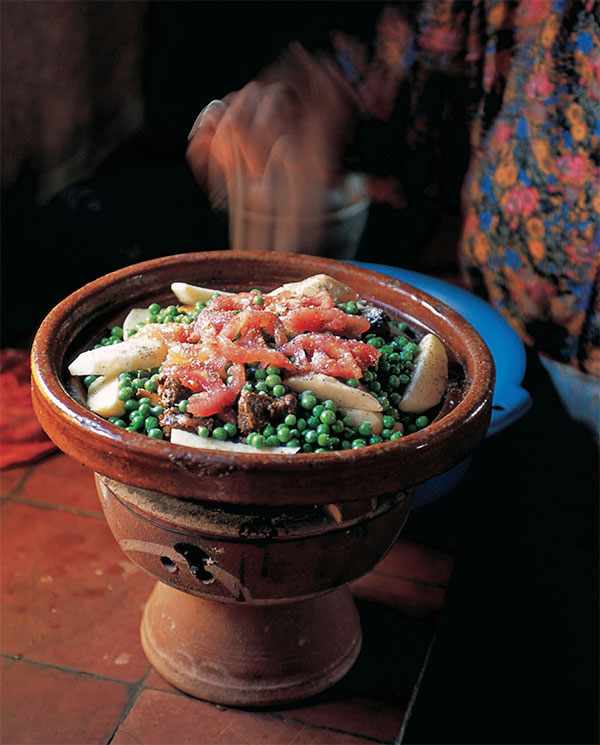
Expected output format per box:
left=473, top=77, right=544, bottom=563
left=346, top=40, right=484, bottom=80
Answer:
left=31, top=250, right=495, bottom=707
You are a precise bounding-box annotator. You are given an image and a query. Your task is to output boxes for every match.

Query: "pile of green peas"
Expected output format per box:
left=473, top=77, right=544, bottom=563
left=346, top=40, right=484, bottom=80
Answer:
left=359, top=328, right=431, bottom=434
left=243, top=364, right=288, bottom=398
left=242, top=391, right=405, bottom=453
left=84, top=368, right=165, bottom=438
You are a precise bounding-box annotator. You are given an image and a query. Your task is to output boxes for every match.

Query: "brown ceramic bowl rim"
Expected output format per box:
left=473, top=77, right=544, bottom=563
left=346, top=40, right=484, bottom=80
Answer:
left=31, top=250, right=495, bottom=505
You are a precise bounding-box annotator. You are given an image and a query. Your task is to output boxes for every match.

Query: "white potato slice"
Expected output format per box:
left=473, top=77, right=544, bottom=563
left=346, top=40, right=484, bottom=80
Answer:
left=267, top=274, right=359, bottom=304
left=170, top=428, right=300, bottom=454
left=68, top=332, right=168, bottom=377
left=285, top=373, right=383, bottom=412
left=340, top=407, right=383, bottom=435
left=86, top=375, right=125, bottom=417
left=171, top=282, right=233, bottom=305
left=123, top=308, right=150, bottom=339
left=398, top=333, right=448, bottom=414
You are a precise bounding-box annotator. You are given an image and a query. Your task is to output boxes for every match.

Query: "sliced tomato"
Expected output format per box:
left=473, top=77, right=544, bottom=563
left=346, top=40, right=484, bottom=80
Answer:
left=210, top=330, right=295, bottom=369
left=281, top=307, right=370, bottom=337
left=184, top=361, right=245, bottom=417
left=278, top=333, right=380, bottom=379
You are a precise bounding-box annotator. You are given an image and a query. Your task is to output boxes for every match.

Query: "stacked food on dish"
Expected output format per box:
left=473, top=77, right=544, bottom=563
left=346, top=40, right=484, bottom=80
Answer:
left=68, top=274, right=448, bottom=454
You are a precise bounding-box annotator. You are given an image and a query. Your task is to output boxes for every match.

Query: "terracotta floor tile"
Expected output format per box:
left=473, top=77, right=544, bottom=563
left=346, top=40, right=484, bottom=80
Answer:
left=0, top=466, right=29, bottom=497
left=1, top=657, right=131, bottom=745
left=112, top=689, right=375, bottom=745
left=351, top=571, right=446, bottom=619
left=1, top=502, right=154, bottom=681
left=373, top=539, right=455, bottom=587
left=15, top=453, right=101, bottom=514
left=277, top=693, right=405, bottom=743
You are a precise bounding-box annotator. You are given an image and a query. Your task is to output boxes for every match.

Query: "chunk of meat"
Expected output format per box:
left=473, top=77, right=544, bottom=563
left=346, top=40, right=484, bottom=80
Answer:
left=359, top=305, right=391, bottom=338
left=236, top=390, right=297, bottom=434
left=159, top=408, right=214, bottom=440
left=157, top=375, right=190, bottom=409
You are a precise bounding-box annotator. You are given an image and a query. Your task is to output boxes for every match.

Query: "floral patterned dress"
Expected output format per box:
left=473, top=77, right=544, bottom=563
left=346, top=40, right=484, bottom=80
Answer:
left=333, top=0, right=599, bottom=377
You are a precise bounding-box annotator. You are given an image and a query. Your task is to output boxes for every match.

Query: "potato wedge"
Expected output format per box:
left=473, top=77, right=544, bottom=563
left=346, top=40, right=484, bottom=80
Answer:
left=171, top=282, right=233, bottom=305
left=285, top=373, right=383, bottom=412
left=171, top=428, right=300, bottom=454
left=341, top=407, right=383, bottom=435
left=122, top=308, right=150, bottom=339
left=267, top=274, right=359, bottom=304
left=68, top=331, right=168, bottom=377
left=398, top=333, right=448, bottom=414
left=86, top=375, right=125, bottom=418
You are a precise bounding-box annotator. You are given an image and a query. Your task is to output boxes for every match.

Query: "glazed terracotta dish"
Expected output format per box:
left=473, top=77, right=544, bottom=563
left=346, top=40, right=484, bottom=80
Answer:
left=31, top=251, right=495, bottom=706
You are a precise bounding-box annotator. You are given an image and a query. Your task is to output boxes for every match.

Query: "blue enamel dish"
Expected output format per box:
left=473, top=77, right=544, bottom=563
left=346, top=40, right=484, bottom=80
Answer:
left=353, top=262, right=532, bottom=508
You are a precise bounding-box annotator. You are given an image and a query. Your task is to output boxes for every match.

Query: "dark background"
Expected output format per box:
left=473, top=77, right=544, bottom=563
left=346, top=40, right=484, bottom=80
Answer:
left=1, top=3, right=597, bottom=743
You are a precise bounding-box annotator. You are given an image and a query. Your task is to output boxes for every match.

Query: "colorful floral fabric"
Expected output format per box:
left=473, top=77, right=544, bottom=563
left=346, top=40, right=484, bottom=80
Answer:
left=333, top=0, right=600, bottom=376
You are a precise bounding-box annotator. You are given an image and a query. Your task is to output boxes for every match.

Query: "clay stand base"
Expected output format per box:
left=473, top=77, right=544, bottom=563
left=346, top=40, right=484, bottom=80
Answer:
left=141, top=581, right=362, bottom=707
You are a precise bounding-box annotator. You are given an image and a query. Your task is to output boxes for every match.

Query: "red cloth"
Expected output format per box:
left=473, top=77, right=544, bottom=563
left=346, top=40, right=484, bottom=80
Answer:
left=0, top=349, right=57, bottom=470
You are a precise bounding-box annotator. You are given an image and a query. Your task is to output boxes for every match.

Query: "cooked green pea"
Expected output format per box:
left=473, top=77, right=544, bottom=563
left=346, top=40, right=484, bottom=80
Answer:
left=317, top=433, right=330, bottom=447
left=266, top=435, right=281, bottom=447
left=145, top=416, right=160, bottom=431
left=277, top=426, right=291, bottom=443
left=254, top=368, right=267, bottom=380
left=150, top=404, right=164, bottom=416
left=346, top=378, right=359, bottom=388
left=263, top=424, right=276, bottom=436
left=320, top=409, right=336, bottom=426
left=148, top=428, right=163, bottom=439
left=251, top=433, right=265, bottom=448
left=178, top=400, right=188, bottom=413
left=265, top=374, right=282, bottom=388
left=284, top=414, right=297, bottom=427
left=212, top=427, right=228, bottom=441
left=303, top=430, right=318, bottom=444
left=415, top=415, right=429, bottom=429
left=272, top=384, right=286, bottom=397
left=316, top=423, right=330, bottom=436
left=224, top=422, right=237, bottom=437
left=351, top=438, right=367, bottom=449
left=118, top=387, right=133, bottom=401
left=265, top=366, right=281, bottom=376
left=124, top=398, right=139, bottom=412
left=83, top=375, right=96, bottom=387
left=300, top=392, right=317, bottom=410
left=137, top=403, right=151, bottom=418
left=198, top=426, right=210, bottom=437
left=287, top=438, right=300, bottom=448
left=390, top=431, right=403, bottom=440
left=358, top=422, right=373, bottom=437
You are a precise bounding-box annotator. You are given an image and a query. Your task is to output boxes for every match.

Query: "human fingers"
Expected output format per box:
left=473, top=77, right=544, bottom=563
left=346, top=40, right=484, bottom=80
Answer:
left=186, top=98, right=229, bottom=187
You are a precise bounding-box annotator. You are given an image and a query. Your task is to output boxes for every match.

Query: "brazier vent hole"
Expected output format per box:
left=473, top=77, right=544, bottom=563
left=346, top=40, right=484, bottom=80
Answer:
left=174, top=542, right=215, bottom=583
left=492, top=404, right=506, bottom=411
left=160, top=556, right=178, bottom=573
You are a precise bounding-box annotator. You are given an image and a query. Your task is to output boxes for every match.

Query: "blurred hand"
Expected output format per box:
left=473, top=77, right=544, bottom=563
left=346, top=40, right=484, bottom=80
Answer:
left=186, top=44, right=356, bottom=253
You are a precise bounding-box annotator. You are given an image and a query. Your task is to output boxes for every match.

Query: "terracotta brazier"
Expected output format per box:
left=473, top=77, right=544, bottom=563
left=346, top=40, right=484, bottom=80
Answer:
left=31, top=250, right=495, bottom=706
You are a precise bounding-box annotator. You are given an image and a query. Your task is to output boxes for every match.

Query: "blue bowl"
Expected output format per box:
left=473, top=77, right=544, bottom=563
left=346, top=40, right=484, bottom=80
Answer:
left=353, top=263, right=532, bottom=508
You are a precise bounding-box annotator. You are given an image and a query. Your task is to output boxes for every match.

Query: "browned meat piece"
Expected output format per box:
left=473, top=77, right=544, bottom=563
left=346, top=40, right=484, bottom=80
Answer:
left=237, top=390, right=272, bottom=434
left=237, top=390, right=297, bottom=434
left=157, top=375, right=189, bottom=409
left=267, top=393, right=297, bottom=423
left=359, top=304, right=391, bottom=338
left=159, top=408, right=214, bottom=440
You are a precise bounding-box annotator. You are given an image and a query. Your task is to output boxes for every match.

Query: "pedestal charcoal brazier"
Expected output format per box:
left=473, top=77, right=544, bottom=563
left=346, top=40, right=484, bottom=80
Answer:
left=31, top=250, right=494, bottom=706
